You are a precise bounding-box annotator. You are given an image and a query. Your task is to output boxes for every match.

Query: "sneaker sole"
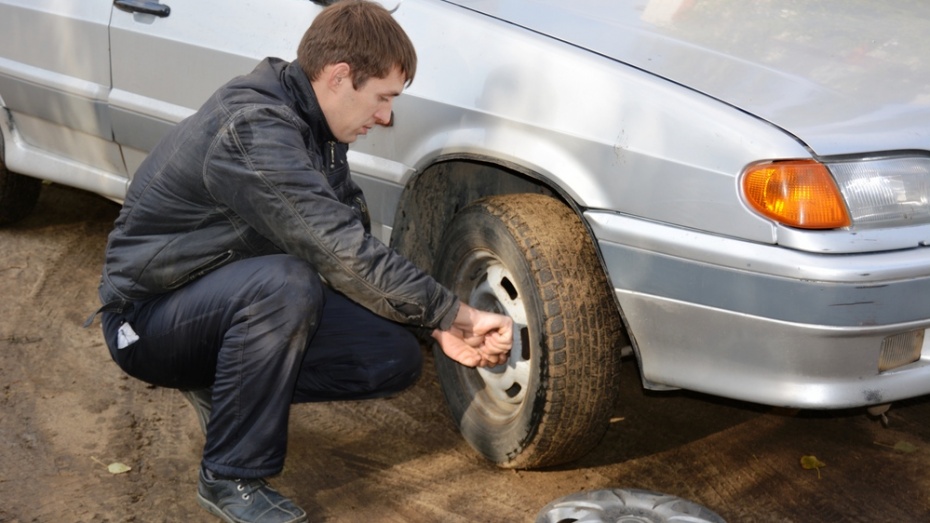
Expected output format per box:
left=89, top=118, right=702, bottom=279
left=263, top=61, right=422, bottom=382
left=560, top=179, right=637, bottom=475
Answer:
left=197, top=492, right=239, bottom=523
left=196, top=491, right=309, bottom=523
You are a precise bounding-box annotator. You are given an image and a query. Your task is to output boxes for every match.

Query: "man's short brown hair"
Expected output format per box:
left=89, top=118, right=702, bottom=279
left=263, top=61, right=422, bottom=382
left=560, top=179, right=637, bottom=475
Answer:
left=297, top=0, right=417, bottom=89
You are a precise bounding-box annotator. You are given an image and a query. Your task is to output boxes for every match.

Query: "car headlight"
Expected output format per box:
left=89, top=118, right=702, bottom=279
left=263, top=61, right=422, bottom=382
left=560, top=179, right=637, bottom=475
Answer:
left=741, top=156, right=930, bottom=230
left=741, top=159, right=850, bottom=229
left=828, top=156, right=930, bottom=229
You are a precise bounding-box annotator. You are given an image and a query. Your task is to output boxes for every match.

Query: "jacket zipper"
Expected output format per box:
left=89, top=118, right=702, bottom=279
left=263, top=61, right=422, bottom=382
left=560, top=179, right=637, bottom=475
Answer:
left=166, top=250, right=235, bottom=289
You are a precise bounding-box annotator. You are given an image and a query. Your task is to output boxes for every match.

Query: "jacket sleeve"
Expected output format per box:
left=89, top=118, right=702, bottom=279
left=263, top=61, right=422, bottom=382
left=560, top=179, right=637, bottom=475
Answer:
left=203, top=105, right=459, bottom=330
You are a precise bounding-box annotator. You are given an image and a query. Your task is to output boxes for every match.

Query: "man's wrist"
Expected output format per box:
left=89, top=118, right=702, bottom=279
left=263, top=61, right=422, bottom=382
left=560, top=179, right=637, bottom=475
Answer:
left=438, top=300, right=461, bottom=331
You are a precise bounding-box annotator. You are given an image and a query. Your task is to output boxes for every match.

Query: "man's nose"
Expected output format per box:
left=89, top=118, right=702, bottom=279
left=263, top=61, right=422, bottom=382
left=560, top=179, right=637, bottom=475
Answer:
left=375, top=110, right=394, bottom=127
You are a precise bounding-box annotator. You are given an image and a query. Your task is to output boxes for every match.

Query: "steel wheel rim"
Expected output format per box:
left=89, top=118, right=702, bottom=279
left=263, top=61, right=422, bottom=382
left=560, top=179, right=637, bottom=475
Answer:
left=453, top=249, right=530, bottom=421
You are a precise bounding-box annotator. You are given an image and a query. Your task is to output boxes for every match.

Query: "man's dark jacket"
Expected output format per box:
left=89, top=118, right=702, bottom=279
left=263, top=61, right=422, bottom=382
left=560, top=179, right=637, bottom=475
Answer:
left=98, top=58, right=458, bottom=330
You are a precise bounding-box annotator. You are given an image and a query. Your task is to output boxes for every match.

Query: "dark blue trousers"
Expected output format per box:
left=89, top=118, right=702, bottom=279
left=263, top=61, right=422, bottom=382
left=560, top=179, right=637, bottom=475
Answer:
left=101, top=254, right=421, bottom=478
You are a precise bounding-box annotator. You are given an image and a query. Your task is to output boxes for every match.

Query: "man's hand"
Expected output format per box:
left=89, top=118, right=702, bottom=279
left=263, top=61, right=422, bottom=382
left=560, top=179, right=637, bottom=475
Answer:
left=432, top=303, right=513, bottom=368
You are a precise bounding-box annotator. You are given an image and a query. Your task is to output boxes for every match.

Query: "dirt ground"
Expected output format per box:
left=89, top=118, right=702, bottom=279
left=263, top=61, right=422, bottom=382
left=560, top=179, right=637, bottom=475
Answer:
left=3, top=183, right=930, bottom=522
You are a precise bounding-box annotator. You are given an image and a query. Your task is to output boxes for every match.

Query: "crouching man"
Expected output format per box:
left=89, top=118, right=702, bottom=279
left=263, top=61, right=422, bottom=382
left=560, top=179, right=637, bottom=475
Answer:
left=94, top=2, right=512, bottom=521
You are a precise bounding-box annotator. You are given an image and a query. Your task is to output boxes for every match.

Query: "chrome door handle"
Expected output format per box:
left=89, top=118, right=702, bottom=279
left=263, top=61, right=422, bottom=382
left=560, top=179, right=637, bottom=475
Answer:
left=114, top=0, right=171, bottom=17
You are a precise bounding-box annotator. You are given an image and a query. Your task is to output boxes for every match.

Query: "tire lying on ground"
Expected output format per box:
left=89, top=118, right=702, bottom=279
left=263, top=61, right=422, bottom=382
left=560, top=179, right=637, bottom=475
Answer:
left=433, top=193, right=625, bottom=469
left=0, top=155, right=42, bottom=225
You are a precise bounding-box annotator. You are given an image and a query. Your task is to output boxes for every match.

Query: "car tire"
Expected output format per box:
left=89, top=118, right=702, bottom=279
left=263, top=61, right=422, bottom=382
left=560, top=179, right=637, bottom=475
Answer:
left=0, top=158, right=42, bottom=225
left=433, top=193, right=624, bottom=469
left=535, top=488, right=727, bottom=523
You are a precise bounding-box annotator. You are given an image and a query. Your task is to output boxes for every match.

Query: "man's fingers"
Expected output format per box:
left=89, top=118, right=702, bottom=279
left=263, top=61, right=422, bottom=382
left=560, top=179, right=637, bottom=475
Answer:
left=462, top=334, right=484, bottom=348
left=449, top=344, right=480, bottom=367
left=435, top=312, right=515, bottom=368
left=435, top=329, right=483, bottom=367
left=476, top=347, right=510, bottom=367
left=485, top=331, right=511, bottom=351
left=476, top=353, right=507, bottom=368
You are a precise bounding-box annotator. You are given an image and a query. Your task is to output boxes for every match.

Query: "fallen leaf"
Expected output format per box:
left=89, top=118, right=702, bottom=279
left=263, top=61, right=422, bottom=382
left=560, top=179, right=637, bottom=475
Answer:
left=107, top=462, right=132, bottom=474
left=894, top=441, right=919, bottom=454
left=800, top=455, right=826, bottom=478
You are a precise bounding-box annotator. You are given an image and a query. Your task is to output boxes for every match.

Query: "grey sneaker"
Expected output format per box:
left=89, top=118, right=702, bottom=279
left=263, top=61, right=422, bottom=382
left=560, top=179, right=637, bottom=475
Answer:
left=180, top=388, right=212, bottom=435
left=197, top=467, right=308, bottom=523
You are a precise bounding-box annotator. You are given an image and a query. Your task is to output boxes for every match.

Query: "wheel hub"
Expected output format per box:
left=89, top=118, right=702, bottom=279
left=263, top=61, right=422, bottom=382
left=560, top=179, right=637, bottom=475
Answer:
left=458, top=253, right=530, bottom=414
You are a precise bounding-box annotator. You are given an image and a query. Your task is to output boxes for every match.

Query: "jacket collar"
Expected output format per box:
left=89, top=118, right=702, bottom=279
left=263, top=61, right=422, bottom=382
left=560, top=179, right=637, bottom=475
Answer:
left=277, top=58, right=338, bottom=144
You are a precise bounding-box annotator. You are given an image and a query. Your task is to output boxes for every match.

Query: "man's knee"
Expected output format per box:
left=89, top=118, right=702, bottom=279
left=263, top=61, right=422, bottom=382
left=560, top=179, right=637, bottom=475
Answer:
left=239, top=255, right=325, bottom=320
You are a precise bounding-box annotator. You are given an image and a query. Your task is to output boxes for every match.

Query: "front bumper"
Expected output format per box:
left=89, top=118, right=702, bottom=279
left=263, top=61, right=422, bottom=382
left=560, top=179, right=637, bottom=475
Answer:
left=586, top=211, right=930, bottom=409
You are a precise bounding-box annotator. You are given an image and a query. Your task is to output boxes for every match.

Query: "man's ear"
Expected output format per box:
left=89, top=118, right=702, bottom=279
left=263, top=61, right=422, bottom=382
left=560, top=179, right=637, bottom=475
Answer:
left=328, top=62, right=352, bottom=91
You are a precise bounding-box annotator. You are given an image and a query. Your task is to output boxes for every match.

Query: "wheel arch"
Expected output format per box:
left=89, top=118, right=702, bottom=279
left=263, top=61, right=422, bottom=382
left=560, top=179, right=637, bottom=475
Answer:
left=392, top=154, right=560, bottom=272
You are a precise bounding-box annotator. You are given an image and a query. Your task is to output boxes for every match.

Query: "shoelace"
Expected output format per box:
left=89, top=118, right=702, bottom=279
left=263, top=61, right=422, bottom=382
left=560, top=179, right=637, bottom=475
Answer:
left=234, top=478, right=268, bottom=500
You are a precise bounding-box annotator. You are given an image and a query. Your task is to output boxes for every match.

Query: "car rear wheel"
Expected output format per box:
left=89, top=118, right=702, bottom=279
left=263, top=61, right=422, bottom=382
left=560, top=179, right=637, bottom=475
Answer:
left=434, top=193, right=624, bottom=469
left=0, top=157, right=42, bottom=225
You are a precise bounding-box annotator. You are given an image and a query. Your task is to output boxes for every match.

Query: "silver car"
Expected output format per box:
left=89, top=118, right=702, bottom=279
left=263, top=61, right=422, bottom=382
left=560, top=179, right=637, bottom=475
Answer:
left=3, top=0, right=930, bottom=469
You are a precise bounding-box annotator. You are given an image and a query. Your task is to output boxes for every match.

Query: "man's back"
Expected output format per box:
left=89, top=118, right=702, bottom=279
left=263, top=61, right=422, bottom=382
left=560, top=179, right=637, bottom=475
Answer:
left=101, top=58, right=338, bottom=304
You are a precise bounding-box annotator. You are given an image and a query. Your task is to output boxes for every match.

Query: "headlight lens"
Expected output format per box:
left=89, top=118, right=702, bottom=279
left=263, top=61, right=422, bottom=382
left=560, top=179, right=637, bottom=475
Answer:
left=742, top=160, right=851, bottom=229
left=742, top=156, right=930, bottom=230
left=827, top=156, right=930, bottom=229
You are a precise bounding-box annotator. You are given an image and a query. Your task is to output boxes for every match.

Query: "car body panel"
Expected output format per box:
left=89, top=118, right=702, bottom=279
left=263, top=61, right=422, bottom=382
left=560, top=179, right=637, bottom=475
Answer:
left=389, top=0, right=808, bottom=244
left=0, top=0, right=128, bottom=197
left=109, top=0, right=324, bottom=153
left=618, top=287, right=930, bottom=409
left=448, top=0, right=930, bottom=157
left=588, top=209, right=930, bottom=406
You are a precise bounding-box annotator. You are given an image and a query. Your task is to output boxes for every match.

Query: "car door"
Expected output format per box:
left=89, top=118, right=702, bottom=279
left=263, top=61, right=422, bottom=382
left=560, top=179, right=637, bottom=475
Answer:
left=0, top=0, right=128, bottom=192
left=108, top=0, right=326, bottom=176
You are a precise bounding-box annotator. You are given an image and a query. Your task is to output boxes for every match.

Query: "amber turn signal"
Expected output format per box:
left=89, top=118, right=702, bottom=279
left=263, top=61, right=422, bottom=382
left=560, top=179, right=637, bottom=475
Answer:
left=742, top=160, right=851, bottom=229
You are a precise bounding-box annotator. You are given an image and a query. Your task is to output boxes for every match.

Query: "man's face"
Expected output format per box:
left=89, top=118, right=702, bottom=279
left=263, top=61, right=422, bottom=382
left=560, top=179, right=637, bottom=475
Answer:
left=327, top=66, right=405, bottom=143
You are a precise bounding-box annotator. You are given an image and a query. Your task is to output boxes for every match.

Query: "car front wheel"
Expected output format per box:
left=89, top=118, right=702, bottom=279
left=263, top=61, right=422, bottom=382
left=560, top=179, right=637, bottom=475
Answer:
left=434, top=193, right=625, bottom=469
